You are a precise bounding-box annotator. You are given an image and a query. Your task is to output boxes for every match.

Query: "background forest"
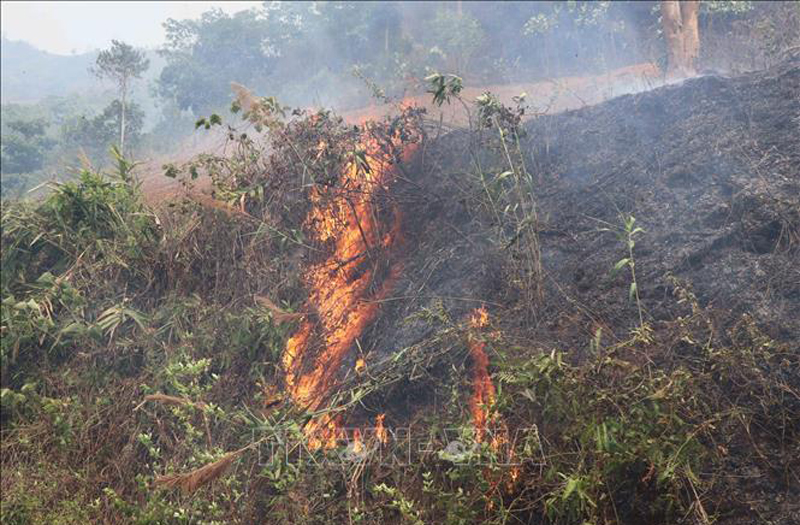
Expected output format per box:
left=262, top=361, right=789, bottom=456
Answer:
left=2, top=1, right=798, bottom=198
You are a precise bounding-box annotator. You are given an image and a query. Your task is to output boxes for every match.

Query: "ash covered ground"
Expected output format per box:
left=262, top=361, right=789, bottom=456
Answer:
left=344, top=59, right=800, bottom=524
left=374, top=57, right=800, bottom=354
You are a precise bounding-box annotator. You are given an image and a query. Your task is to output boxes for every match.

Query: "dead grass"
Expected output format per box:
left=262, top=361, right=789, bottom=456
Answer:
left=155, top=446, right=249, bottom=494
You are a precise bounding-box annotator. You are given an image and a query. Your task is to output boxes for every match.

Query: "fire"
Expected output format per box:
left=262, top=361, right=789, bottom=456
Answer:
left=468, top=309, right=521, bottom=491
left=374, top=413, right=388, bottom=445
left=305, top=413, right=343, bottom=451
left=355, top=357, right=366, bottom=374
left=470, top=306, right=490, bottom=329
left=283, top=117, right=417, bottom=449
left=468, top=306, right=497, bottom=444
left=352, top=428, right=364, bottom=454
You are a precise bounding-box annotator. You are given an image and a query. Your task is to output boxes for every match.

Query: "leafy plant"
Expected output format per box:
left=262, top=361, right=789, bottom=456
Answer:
left=605, top=213, right=646, bottom=328
left=373, top=483, right=426, bottom=525
left=425, top=73, right=464, bottom=107
left=473, top=90, right=544, bottom=314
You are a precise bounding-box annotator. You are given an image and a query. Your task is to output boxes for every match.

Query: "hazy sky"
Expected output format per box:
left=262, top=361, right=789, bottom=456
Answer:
left=1, top=1, right=262, bottom=55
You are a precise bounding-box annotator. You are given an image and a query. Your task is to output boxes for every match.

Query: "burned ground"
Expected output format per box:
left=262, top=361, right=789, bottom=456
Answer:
left=526, top=57, right=800, bottom=345
left=348, top=58, right=800, bottom=523
left=399, top=57, right=800, bottom=350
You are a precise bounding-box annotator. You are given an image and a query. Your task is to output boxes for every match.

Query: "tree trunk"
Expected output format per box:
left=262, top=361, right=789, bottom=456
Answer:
left=120, top=78, right=127, bottom=155
left=680, top=1, right=700, bottom=74
left=661, top=0, right=700, bottom=77
left=661, top=1, right=684, bottom=75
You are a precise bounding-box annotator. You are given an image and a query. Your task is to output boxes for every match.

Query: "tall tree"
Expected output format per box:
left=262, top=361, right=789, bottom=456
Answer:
left=661, top=1, right=700, bottom=77
left=62, top=101, right=145, bottom=166
left=158, top=9, right=282, bottom=115
left=91, top=40, right=149, bottom=154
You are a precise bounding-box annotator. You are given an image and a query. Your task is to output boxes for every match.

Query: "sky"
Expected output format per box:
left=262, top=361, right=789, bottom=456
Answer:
left=1, top=1, right=263, bottom=55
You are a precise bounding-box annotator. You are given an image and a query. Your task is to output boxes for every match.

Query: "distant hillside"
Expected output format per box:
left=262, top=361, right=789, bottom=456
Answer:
left=1, top=38, right=163, bottom=104
left=0, top=38, right=98, bottom=102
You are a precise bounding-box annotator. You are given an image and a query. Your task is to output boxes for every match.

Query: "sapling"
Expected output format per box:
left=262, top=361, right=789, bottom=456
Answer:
left=608, top=214, right=646, bottom=328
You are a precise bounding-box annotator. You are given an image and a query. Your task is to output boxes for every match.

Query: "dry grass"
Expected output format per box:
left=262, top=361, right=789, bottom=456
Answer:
left=254, top=295, right=306, bottom=323
left=155, top=446, right=249, bottom=494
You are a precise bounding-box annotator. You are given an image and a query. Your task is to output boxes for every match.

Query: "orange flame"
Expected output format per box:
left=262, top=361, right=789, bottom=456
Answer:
left=282, top=161, right=401, bottom=409
left=283, top=119, right=417, bottom=449
left=375, top=413, right=388, bottom=445
left=352, top=428, right=364, bottom=454
left=355, top=357, right=366, bottom=374
left=305, top=413, right=343, bottom=451
left=468, top=306, right=497, bottom=444
left=468, top=308, right=521, bottom=491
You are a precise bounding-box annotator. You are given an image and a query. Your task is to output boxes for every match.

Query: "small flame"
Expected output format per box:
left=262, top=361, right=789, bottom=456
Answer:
left=468, top=306, right=496, bottom=444
left=375, top=413, right=388, bottom=445
left=305, top=413, right=342, bottom=451
left=355, top=357, right=366, bottom=374
left=352, top=428, right=364, bottom=454
left=470, top=306, right=490, bottom=329
left=468, top=309, right=521, bottom=493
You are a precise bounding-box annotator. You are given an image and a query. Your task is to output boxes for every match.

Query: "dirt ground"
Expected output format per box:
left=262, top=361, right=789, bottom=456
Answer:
left=138, top=63, right=662, bottom=205
left=411, top=57, right=800, bottom=348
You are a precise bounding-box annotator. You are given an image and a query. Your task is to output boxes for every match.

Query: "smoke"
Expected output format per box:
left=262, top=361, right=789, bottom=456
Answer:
left=6, top=0, right=794, bottom=198
left=244, top=2, right=666, bottom=115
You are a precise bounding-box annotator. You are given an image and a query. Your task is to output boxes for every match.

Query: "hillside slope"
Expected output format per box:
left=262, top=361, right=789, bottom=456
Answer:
left=0, top=38, right=98, bottom=103
left=526, top=56, right=800, bottom=343
left=1, top=60, right=797, bottom=524
left=399, top=57, right=799, bottom=350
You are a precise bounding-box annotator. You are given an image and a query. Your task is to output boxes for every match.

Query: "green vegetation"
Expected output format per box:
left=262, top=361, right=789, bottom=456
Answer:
left=1, top=119, right=54, bottom=179
left=604, top=214, right=646, bottom=329
left=2, top=79, right=798, bottom=523
left=4, top=1, right=799, bottom=199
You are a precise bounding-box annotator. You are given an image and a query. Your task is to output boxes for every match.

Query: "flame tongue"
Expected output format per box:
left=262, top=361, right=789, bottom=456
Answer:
left=375, top=413, right=388, bottom=445
left=304, top=413, right=342, bottom=451
left=352, top=428, right=364, bottom=454
left=284, top=127, right=414, bottom=447
left=468, top=306, right=497, bottom=444
left=468, top=308, right=520, bottom=491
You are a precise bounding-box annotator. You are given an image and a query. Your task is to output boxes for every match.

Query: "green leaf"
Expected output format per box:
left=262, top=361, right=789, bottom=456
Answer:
left=521, top=388, right=536, bottom=403
left=36, top=272, right=55, bottom=285
left=612, top=258, right=630, bottom=275
left=58, top=322, right=86, bottom=336
left=562, top=477, right=578, bottom=500
left=124, top=307, right=147, bottom=331
left=629, top=282, right=638, bottom=302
